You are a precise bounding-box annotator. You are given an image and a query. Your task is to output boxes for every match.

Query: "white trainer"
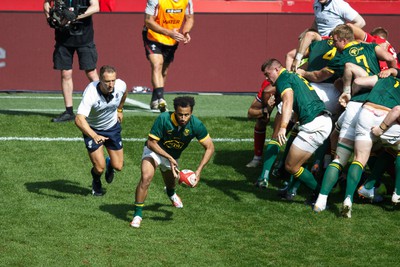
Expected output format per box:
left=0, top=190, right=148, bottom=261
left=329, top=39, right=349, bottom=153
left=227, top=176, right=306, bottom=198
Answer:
left=170, top=193, right=183, bottom=208
left=150, top=100, right=159, bottom=110
left=313, top=194, right=327, bottom=213
left=158, top=98, right=168, bottom=112
left=130, top=216, right=142, bottom=228
left=246, top=158, right=262, bottom=168
left=358, top=185, right=384, bottom=203
left=358, top=185, right=374, bottom=199
left=392, top=191, right=400, bottom=204
left=342, top=197, right=352, bottom=218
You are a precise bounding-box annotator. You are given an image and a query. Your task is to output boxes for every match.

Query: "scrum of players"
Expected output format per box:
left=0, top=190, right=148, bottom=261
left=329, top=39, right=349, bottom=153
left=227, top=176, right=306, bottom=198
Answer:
left=247, top=8, right=400, bottom=218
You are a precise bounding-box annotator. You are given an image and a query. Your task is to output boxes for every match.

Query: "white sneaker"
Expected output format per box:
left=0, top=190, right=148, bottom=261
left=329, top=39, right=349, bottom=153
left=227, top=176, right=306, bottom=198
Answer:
left=150, top=100, right=159, bottom=110
left=358, top=185, right=384, bottom=203
left=158, top=98, right=167, bottom=112
left=313, top=194, right=327, bottom=213
left=341, top=197, right=352, bottom=218
left=358, top=185, right=374, bottom=200
left=169, top=193, right=183, bottom=208
left=130, top=216, right=142, bottom=228
left=254, top=178, right=268, bottom=189
left=150, top=99, right=168, bottom=112
left=246, top=158, right=262, bottom=168
left=392, top=191, right=400, bottom=204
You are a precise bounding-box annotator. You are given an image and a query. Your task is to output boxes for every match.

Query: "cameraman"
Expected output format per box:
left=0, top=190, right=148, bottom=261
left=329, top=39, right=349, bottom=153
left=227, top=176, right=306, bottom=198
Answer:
left=44, top=0, right=100, bottom=122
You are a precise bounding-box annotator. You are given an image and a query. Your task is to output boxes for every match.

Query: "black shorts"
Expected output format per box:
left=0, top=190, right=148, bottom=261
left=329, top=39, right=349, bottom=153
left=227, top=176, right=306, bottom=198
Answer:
left=142, top=30, right=178, bottom=64
left=83, top=122, right=123, bottom=153
left=53, top=43, right=98, bottom=70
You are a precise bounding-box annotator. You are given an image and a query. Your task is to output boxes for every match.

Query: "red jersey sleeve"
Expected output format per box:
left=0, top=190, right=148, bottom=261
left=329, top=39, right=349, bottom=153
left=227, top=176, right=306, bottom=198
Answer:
left=256, top=80, right=271, bottom=103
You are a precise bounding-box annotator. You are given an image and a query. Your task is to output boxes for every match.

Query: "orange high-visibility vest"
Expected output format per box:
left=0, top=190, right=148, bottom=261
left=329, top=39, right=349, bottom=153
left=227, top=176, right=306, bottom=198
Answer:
left=147, top=0, right=190, bottom=46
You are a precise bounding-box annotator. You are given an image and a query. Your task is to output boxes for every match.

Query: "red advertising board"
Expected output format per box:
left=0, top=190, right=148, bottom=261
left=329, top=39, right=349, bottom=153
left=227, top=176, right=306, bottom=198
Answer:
left=1, top=1, right=400, bottom=93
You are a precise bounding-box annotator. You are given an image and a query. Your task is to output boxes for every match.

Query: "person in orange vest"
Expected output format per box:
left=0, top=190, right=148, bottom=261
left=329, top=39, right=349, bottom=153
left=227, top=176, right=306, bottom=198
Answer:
left=142, top=0, right=194, bottom=112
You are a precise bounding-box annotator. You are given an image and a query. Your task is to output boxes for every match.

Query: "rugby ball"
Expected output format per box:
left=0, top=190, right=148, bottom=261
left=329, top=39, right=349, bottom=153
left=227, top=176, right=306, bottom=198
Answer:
left=179, top=169, right=198, bottom=187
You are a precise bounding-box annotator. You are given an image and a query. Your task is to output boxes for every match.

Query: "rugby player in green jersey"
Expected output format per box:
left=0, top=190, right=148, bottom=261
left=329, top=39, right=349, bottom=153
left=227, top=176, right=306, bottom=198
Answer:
left=263, top=58, right=332, bottom=200
left=266, top=30, right=340, bottom=200
left=343, top=72, right=400, bottom=217
left=297, top=24, right=395, bottom=107
left=130, top=96, right=215, bottom=228
left=371, top=105, right=400, bottom=205
left=288, top=29, right=335, bottom=73
left=295, top=25, right=394, bottom=215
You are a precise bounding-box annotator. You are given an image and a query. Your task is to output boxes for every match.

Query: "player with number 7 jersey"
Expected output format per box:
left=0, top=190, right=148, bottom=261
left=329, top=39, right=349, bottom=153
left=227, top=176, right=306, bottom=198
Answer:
left=326, top=41, right=381, bottom=78
left=297, top=24, right=394, bottom=86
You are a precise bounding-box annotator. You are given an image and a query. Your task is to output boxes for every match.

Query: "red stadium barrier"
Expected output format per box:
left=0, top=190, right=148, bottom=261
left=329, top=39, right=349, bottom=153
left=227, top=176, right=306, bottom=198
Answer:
left=1, top=1, right=399, bottom=93
left=2, top=0, right=400, bottom=14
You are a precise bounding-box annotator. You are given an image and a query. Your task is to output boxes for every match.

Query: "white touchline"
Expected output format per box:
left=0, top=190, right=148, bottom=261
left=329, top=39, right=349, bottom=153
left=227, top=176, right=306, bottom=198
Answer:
left=1, top=96, right=159, bottom=113
left=0, top=96, right=82, bottom=99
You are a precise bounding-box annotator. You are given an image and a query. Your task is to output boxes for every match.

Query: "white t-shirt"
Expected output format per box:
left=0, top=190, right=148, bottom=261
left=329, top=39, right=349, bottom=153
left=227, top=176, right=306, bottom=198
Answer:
left=313, top=0, right=359, bottom=36
left=77, top=79, right=127, bottom=130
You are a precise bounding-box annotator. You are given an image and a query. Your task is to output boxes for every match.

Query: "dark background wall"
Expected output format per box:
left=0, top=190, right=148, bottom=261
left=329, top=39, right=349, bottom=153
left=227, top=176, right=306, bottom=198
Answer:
left=1, top=8, right=400, bottom=93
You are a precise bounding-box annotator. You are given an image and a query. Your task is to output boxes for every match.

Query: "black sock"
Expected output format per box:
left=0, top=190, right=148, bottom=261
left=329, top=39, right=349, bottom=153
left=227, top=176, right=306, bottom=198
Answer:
left=151, top=90, right=157, bottom=102
left=154, top=87, right=164, bottom=100
left=165, top=188, right=175, bottom=197
left=66, top=106, right=73, bottom=115
left=91, top=167, right=101, bottom=181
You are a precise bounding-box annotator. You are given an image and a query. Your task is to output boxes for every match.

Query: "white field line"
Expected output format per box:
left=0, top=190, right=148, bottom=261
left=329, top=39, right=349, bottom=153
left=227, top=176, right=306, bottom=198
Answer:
left=0, top=137, right=254, bottom=142
left=124, top=97, right=151, bottom=109
left=0, top=96, right=82, bottom=99
left=6, top=109, right=65, bottom=112
left=3, top=108, right=153, bottom=113
left=1, top=95, right=148, bottom=106
left=1, top=95, right=156, bottom=112
left=1, top=95, right=253, bottom=142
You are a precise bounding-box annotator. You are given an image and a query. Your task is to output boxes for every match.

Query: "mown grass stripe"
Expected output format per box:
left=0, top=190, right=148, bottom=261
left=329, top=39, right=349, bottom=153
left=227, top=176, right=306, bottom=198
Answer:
left=0, top=137, right=255, bottom=142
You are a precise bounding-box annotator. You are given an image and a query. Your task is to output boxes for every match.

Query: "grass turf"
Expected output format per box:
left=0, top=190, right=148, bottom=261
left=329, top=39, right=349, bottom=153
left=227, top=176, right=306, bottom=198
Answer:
left=1, top=92, right=400, bottom=266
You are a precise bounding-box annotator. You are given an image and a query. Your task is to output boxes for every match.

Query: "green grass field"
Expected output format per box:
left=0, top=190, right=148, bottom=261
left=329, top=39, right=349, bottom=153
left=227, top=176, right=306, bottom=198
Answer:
left=1, top=92, right=400, bottom=266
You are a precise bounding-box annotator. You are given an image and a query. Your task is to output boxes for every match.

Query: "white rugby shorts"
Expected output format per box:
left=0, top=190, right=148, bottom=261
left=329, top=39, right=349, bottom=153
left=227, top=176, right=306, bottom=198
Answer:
left=142, top=146, right=179, bottom=172
left=356, top=105, right=400, bottom=147
left=293, top=113, right=332, bottom=153
left=337, top=101, right=363, bottom=141
left=310, top=82, right=342, bottom=118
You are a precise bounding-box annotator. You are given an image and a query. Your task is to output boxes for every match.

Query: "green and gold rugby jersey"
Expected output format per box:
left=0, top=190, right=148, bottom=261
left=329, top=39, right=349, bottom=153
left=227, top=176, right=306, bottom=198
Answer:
left=308, top=39, right=335, bottom=71
left=148, top=111, right=210, bottom=159
left=327, top=41, right=381, bottom=78
left=275, top=68, right=326, bottom=125
left=308, top=38, right=337, bottom=84
left=366, top=76, right=400, bottom=108
left=350, top=90, right=370, bottom=102
left=326, top=41, right=381, bottom=102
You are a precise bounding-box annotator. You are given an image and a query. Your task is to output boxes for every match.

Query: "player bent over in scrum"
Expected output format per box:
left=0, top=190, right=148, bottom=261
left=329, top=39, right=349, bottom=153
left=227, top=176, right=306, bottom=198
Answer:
left=262, top=58, right=332, bottom=200
left=341, top=75, right=400, bottom=218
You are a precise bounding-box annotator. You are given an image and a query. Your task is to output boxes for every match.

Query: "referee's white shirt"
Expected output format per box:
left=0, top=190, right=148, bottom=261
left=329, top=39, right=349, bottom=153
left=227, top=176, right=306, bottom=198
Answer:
left=313, top=0, right=359, bottom=37
left=77, top=79, right=127, bottom=130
